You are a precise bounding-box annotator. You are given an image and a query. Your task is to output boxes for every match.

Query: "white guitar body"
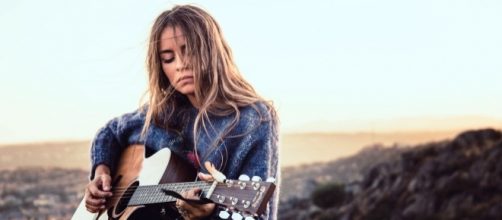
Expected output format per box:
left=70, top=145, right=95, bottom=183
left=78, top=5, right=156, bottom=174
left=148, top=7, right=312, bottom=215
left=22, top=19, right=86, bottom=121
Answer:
left=72, top=146, right=192, bottom=220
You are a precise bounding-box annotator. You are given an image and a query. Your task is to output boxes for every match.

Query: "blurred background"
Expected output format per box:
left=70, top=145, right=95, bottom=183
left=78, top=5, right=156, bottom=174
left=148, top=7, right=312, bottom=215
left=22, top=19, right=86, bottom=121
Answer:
left=1, top=0, right=501, bottom=219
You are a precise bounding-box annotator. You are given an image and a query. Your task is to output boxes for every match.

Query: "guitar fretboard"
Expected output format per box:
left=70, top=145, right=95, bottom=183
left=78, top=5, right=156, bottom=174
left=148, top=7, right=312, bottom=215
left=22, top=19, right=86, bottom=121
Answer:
left=128, top=181, right=213, bottom=206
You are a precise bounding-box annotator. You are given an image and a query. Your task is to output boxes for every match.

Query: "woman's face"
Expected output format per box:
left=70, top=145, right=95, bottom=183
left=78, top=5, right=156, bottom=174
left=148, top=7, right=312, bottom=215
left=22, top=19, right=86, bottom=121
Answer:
left=159, top=26, right=195, bottom=98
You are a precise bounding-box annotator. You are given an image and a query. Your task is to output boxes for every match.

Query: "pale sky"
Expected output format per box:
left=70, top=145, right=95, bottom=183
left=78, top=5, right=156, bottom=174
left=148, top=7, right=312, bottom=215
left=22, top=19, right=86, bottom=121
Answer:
left=1, top=0, right=502, bottom=143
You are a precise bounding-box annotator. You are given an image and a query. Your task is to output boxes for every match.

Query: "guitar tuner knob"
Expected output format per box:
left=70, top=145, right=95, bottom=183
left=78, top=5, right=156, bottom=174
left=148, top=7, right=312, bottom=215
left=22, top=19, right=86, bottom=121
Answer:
left=218, top=195, right=226, bottom=203
left=238, top=174, right=250, bottom=181
left=239, top=181, right=247, bottom=189
left=266, top=177, right=276, bottom=183
left=219, top=210, right=231, bottom=219
left=231, top=197, right=239, bottom=205
left=231, top=212, right=243, bottom=220
left=242, top=200, right=251, bottom=208
left=244, top=217, right=255, bottom=220
left=251, top=176, right=262, bottom=182
left=252, top=182, right=261, bottom=190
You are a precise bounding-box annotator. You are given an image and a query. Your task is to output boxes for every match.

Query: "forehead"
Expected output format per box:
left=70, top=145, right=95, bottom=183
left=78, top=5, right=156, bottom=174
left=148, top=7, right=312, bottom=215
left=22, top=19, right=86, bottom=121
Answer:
left=160, top=26, right=186, bottom=49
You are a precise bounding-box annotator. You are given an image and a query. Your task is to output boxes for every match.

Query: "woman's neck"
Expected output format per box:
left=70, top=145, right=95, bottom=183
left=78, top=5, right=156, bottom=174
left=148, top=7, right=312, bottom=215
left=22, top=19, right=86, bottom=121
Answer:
left=187, top=94, right=200, bottom=109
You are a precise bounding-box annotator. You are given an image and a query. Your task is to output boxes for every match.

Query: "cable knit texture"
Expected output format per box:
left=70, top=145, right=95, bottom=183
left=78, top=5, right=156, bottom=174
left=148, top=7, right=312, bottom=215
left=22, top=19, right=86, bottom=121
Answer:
left=90, top=102, right=280, bottom=219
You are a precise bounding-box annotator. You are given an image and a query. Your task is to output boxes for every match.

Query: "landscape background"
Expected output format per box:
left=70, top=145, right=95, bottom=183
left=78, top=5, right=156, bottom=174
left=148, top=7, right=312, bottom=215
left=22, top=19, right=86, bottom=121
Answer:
left=1, top=0, right=502, bottom=219
left=1, top=126, right=501, bottom=219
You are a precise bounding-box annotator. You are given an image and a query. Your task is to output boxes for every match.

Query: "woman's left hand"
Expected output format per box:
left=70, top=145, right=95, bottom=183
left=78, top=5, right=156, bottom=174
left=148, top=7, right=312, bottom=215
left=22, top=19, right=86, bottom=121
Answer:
left=175, top=172, right=216, bottom=220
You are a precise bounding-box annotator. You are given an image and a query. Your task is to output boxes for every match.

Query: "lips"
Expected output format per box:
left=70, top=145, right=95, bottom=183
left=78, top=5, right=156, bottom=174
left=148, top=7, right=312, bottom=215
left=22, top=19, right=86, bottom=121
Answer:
left=177, top=75, right=194, bottom=84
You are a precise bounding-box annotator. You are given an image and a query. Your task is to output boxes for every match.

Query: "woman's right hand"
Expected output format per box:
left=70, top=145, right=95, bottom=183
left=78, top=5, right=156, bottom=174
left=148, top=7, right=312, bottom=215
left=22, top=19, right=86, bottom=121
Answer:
left=85, top=165, right=113, bottom=213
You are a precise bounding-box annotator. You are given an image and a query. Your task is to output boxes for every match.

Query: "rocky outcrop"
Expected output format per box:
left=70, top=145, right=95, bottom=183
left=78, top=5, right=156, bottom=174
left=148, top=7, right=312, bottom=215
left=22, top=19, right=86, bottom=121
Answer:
left=333, top=129, right=502, bottom=220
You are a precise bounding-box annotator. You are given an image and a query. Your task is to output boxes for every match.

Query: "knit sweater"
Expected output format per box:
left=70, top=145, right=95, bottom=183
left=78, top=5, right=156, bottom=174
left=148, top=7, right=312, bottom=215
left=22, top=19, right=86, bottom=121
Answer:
left=90, top=102, right=279, bottom=219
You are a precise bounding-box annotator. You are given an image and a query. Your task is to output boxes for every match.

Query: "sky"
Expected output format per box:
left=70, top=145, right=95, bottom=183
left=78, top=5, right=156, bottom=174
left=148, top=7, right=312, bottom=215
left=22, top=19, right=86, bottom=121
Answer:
left=1, top=0, right=501, bottom=143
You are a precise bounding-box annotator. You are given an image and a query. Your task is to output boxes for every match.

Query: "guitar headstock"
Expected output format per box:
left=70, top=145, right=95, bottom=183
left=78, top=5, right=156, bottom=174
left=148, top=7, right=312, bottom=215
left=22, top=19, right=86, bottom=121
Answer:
left=207, top=175, right=276, bottom=217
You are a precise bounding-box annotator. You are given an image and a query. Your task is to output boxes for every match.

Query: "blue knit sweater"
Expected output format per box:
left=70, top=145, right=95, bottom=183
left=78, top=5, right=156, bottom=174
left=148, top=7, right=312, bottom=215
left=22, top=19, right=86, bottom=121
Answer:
left=90, top=102, right=279, bottom=219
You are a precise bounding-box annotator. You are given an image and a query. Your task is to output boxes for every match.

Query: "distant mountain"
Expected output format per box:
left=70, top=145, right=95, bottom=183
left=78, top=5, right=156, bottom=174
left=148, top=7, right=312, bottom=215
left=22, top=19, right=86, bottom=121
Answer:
left=287, top=115, right=502, bottom=133
left=0, top=141, right=91, bottom=170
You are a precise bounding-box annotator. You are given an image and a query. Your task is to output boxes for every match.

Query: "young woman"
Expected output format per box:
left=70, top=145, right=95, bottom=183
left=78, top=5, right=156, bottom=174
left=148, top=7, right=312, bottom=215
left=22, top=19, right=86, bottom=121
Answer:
left=84, top=5, right=279, bottom=220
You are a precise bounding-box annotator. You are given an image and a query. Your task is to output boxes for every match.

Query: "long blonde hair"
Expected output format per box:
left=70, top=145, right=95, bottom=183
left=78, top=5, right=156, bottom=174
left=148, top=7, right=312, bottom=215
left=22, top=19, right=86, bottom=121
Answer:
left=142, top=5, right=276, bottom=166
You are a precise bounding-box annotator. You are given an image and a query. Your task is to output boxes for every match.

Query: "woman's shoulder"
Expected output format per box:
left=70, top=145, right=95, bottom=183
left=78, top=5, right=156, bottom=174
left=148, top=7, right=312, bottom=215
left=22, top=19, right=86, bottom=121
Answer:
left=228, top=101, right=277, bottom=135
left=239, top=101, right=275, bottom=122
left=106, top=105, right=148, bottom=128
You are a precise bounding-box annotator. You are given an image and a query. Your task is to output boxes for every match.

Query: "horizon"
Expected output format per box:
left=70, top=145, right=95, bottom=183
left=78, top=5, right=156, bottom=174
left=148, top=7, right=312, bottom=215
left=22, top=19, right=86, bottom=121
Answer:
left=1, top=120, right=500, bottom=146
left=1, top=127, right=497, bottom=169
left=1, top=0, right=501, bottom=143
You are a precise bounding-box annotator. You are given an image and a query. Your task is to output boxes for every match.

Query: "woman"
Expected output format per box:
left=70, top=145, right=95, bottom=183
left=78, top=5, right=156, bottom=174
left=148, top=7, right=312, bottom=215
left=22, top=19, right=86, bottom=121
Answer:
left=84, top=5, right=279, bottom=220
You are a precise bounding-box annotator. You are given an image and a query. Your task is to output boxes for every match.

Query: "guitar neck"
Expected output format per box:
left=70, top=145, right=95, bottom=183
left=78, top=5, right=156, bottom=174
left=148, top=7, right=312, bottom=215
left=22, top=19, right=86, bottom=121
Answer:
left=128, top=181, right=215, bottom=206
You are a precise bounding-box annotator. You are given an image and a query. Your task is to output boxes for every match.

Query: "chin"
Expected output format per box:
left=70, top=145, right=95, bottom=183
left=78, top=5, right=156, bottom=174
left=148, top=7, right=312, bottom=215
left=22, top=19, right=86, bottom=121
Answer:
left=177, top=86, right=195, bottom=95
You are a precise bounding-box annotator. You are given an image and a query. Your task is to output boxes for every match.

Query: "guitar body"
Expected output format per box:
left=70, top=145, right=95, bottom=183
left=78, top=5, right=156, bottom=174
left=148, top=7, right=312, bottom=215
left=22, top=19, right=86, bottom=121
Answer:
left=72, top=145, right=197, bottom=220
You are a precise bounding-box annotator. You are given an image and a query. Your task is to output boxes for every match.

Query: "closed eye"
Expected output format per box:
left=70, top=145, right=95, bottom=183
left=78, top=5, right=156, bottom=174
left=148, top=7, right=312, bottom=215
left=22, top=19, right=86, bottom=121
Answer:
left=162, top=57, right=175, bottom=64
left=159, top=44, right=186, bottom=64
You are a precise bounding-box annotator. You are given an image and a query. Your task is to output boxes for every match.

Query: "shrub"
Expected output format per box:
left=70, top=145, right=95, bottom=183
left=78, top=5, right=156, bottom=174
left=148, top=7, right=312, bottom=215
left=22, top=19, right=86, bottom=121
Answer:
left=311, top=182, right=346, bottom=209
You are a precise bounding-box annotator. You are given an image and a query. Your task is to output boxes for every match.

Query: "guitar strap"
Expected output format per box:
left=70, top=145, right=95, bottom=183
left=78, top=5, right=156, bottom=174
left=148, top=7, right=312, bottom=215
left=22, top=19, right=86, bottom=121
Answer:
left=161, top=189, right=213, bottom=205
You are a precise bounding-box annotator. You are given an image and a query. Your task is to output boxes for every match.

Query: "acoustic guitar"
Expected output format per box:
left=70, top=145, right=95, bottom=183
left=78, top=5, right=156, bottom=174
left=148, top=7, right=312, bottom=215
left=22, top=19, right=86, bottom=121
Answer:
left=72, top=145, right=275, bottom=220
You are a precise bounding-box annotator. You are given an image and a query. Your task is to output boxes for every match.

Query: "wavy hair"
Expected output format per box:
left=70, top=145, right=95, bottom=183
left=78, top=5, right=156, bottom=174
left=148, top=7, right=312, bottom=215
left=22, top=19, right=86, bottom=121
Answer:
left=142, top=5, right=277, bottom=167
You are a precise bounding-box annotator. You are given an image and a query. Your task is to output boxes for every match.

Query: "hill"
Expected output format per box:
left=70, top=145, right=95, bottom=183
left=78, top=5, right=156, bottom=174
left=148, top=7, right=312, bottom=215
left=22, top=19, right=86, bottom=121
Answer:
left=280, top=129, right=502, bottom=220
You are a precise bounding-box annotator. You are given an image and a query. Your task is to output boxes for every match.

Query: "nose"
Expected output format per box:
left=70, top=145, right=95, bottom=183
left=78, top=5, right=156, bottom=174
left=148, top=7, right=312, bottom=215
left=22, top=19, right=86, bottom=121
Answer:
left=175, top=54, right=188, bottom=72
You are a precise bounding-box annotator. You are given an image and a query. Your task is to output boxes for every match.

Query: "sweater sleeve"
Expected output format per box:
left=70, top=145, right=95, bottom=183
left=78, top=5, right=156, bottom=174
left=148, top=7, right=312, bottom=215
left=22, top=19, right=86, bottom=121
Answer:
left=90, top=107, right=147, bottom=180
left=207, top=104, right=280, bottom=220
left=238, top=116, right=280, bottom=220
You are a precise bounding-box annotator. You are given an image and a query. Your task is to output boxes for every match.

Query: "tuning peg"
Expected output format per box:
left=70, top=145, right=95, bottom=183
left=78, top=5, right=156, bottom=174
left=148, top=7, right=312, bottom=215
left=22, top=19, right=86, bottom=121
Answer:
left=251, top=176, right=262, bottom=182
left=231, top=212, right=243, bottom=220
left=219, top=210, right=230, bottom=219
left=238, top=174, right=250, bottom=181
left=266, top=177, right=276, bottom=183
left=244, top=216, right=255, bottom=220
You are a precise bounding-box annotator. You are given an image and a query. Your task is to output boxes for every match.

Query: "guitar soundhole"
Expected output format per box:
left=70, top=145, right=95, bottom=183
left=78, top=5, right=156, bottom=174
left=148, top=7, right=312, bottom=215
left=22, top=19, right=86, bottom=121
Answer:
left=114, top=181, right=139, bottom=216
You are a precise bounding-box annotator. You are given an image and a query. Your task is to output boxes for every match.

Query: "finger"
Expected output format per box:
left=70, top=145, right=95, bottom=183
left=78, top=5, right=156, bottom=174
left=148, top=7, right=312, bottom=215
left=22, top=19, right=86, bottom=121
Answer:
left=198, top=172, right=214, bottom=182
left=180, top=200, right=198, bottom=218
left=89, top=182, right=112, bottom=198
left=85, top=203, right=105, bottom=213
left=182, top=188, right=199, bottom=199
left=181, top=197, right=216, bottom=219
left=204, top=161, right=216, bottom=174
left=178, top=189, right=197, bottom=217
left=86, top=206, right=98, bottom=213
left=176, top=190, right=188, bottom=208
left=86, top=196, right=106, bottom=206
left=100, top=174, right=112, bottom=192
left=179, top=189, right=205, bottom=217
left=204, top=161, right=226, bottom=182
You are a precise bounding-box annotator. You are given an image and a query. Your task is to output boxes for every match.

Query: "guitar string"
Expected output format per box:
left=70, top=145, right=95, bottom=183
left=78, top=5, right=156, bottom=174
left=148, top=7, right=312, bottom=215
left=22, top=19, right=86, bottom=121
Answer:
left=106, top=181, right=212, bottom=191
left=106, top=184, right=212, bottom=199
left=107, top=185, right=214, bottom=201
left=102, top=182, right=261, bottom=201
left=111, top=188, right=210, bottom=199
left=99, top=182, right=239, bottom=198
left=109, top=183, right=212, bottom=194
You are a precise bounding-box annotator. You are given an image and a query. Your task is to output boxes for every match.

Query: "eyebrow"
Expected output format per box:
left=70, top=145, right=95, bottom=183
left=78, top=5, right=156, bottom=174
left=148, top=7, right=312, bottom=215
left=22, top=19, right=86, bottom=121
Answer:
left=159, top=45, right=186, bottom=55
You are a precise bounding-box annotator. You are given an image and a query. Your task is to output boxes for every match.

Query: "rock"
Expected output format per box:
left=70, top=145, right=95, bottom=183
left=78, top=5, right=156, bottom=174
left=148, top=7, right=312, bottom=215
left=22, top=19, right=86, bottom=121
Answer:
left=336, top=129, right=502, bottom=220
